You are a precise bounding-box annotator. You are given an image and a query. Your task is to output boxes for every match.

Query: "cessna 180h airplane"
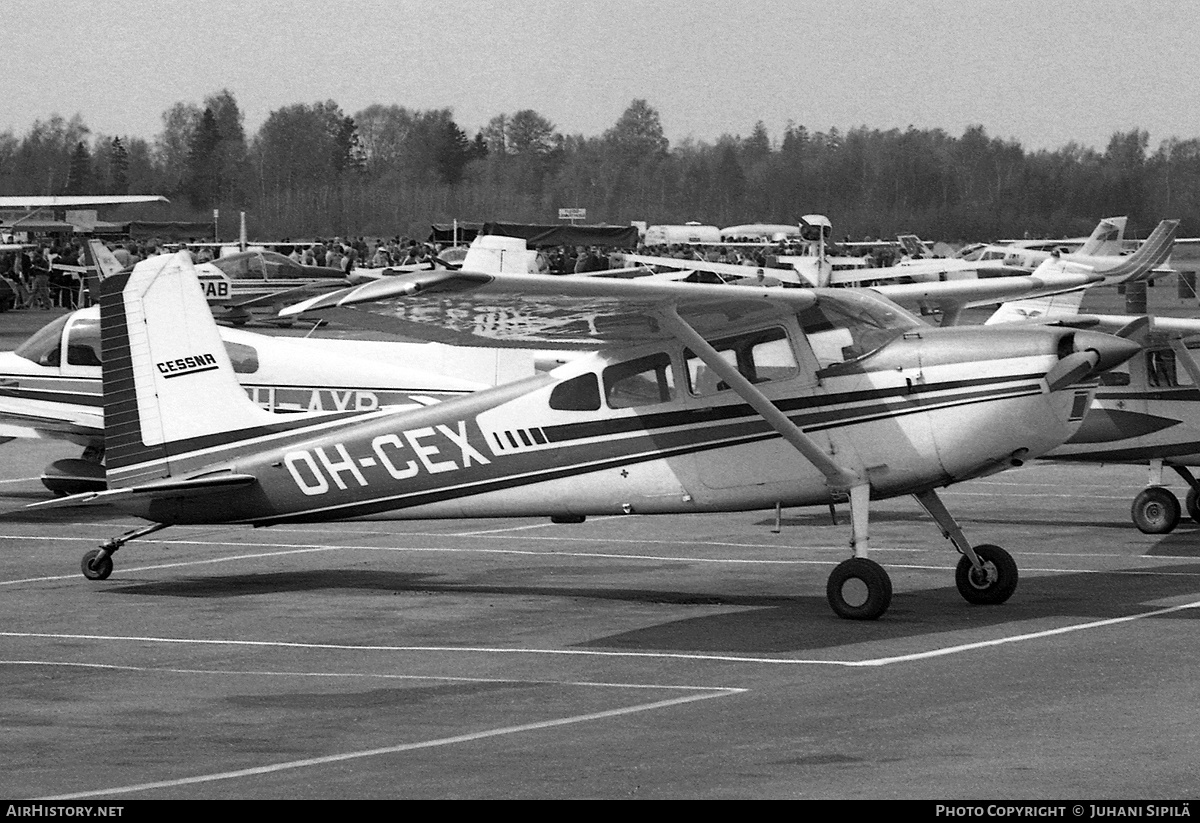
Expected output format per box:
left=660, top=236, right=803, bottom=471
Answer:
left=45, top=251, right=1140, bottom=621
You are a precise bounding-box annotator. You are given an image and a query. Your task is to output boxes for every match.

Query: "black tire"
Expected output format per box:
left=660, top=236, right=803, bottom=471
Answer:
left=1186, top=487, right=1200, bottom=523
left=827, top=558, right=892, bottom=620
left=1131, top=487, right=1180, bottom=534
left=955, top=544, right=1018, bottom=605
left=81, top=549, right=113, bottom=581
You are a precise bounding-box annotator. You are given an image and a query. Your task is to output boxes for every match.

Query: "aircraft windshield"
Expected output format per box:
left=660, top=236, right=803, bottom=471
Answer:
left=14, top=312, right=259, bottom=373
left=800, top=296, right=918, bottom=369
left=14, top=314, right=71, bottom=367
left=210, top=251, right=306, bottom=280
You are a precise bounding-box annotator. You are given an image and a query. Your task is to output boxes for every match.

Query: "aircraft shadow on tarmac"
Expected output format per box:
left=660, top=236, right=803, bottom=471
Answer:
left=754, top=508, right=1157, bottom=532
left=98, top=561, right=1200, bottom=655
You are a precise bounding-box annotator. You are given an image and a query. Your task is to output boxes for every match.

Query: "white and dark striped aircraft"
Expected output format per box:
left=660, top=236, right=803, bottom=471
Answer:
left=45, top=251, right=1139, bottom=620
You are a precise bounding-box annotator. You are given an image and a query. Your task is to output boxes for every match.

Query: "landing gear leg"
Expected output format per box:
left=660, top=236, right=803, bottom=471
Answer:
left=1169, top=466, right=1200, bottom=523
left=914, top=488, right=1018, bottom=606
left=81, top=522, right=169, bottom=581
left=1131, top=461, right=1181, bottom=534
left=827, top=484, right=892, bottom=620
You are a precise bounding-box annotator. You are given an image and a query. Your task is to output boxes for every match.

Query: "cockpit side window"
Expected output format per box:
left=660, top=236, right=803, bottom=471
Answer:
left=65, top=315, right=102, bottom=367
left=685, top=327, right=797, bottom=396
left=603, top=352, right=675, bottom=409
left=14, top=314, right=71, bottom=367
left=1145, top=349, right=1192, bottom=388
left=224, top=341, right=259, bottom=374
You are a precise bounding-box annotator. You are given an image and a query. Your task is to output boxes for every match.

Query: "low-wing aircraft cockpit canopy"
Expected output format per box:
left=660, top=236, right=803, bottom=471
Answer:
left=14, top=309, right=260, bottom=373
left=208, top=250, right=342, bottom=281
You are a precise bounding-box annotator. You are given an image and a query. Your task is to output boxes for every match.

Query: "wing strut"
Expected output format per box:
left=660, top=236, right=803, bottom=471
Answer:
left=655, top=305, right=878, bottom=556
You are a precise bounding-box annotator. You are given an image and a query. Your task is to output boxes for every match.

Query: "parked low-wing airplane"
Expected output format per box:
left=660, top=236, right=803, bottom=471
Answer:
left=1004, top=311, right=1200, bottom=534
left=81, top=240, right=349, bottom=326
left=0, top=307, right=530, bottom=494
left=623, top=219, right=1178, bottom=327
left=955, top=217, right=1130, bottom=271
left=46, top=251, right=1139, bottom=620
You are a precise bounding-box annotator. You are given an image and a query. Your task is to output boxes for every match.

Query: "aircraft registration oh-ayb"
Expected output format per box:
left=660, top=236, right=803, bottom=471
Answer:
left=47, top=252, right=1140, bottom=620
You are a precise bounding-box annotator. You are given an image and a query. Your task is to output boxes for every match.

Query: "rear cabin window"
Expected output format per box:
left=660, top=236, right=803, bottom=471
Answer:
left=550, top=373, right=601, bottom=411
left=684, top=327, right=797, bottom=396
left=603, top=353, right=675, bottom=408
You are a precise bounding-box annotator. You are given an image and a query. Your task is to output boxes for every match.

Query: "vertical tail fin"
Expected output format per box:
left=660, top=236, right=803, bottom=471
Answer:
left=81, top=240, right=126, bottom=303
left=896, top=234, right=926, bottom=258
left=1076, top=217, right=1127, bottom=257
left=1092, top=219, right=1178, bottom=283
left=101, top=252, right=278, bottom=486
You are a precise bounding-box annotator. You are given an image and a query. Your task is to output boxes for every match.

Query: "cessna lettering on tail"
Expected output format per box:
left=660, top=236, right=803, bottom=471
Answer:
left=284, top=420, right=491, bottom=495
left=156, top=354, right=218, bottom=378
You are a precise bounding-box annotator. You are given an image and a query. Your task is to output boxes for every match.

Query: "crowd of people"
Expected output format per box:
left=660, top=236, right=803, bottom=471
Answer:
left=0, top=229, right=913, bottom=313
left=0, top=237, right=95, bottom=311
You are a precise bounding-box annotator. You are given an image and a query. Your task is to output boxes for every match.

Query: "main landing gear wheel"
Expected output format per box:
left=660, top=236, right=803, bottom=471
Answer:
left=80, top=549, right=113, bottom=581
left=1131, top=487, right=1180, bottom=534
left=827, top=558, right=892, bottom=620
left=955, top=544, right=1017, bottom=605
left=1186, top=487, right=1200, bottom=523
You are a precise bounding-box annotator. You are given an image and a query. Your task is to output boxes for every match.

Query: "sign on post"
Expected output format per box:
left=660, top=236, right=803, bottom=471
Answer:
left=558, top=208, right=587, bottom=223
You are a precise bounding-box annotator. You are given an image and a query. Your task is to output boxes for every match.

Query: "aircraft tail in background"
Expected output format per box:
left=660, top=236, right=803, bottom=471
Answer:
left=1075, top=216, right=1128, bottom=257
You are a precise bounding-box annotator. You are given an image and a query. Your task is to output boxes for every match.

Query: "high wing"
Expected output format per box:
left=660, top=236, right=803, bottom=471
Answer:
left=0, top=195, right=168, bottom=208
left=277, top=267, right=917, bottom=350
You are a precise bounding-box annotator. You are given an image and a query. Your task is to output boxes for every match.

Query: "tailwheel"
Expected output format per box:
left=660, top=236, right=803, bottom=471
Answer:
left=955, top=544, right=1017, bottom=605
left=80, top=549, right=113, bottom=581
left=1186, top=487, right=1200, bottom=523
left=827, top=558, right=892, bottom=620
left=1131, top=487, right=1180, bottom=534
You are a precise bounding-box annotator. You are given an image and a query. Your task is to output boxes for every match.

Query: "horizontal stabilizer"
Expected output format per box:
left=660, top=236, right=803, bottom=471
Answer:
left=25, top=472, right=258, bottom=510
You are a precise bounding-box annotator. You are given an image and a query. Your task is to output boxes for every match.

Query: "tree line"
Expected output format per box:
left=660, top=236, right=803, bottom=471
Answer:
left=1, top=89, right=1196, bottom=243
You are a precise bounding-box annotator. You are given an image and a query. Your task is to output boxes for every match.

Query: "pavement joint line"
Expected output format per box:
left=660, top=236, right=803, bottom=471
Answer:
left=2, top=538, right=1196, bottom=587
left=38, top=690, right=743, bottom=800
left=0, top=659, right=744, bottom=693
left=0, top=547, right=344, bottom=586
left=457, top=516, right=624, bottom=535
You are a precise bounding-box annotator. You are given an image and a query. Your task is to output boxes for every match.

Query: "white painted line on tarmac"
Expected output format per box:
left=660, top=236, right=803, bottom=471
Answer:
left=40, top=688, right=741, bottom=800
left=8, top=595, right=1200, bottom=669
left=0, top=476, right=41, bottom=485
left=854, top=599, right=1200, bottom=666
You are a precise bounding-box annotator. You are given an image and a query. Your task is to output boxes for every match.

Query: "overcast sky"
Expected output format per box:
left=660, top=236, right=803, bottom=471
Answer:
left=4, top=0, right=1194, bottom=153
